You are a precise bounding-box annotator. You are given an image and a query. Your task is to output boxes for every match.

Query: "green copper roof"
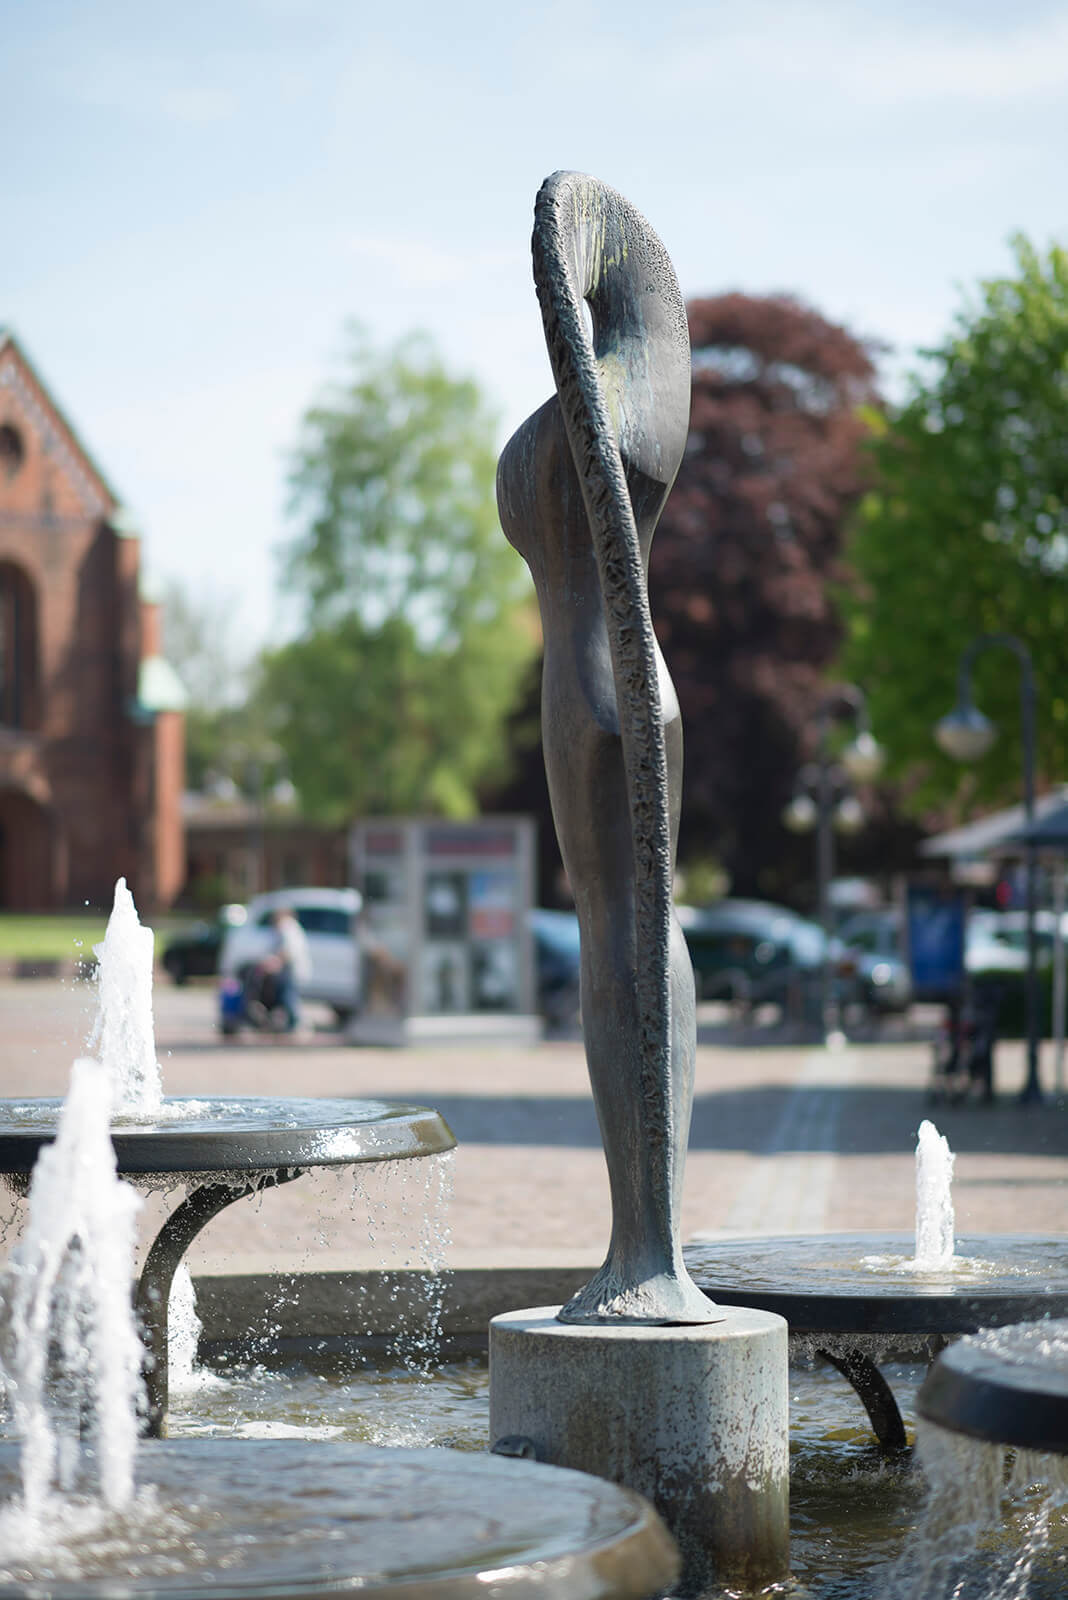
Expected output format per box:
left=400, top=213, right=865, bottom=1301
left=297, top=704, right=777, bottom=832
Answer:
left=137, top=655, right=188, bottom=713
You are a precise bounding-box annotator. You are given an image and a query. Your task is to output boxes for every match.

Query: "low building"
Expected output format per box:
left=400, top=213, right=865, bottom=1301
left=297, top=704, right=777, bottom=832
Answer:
left=181, top=794, right=348, bottom=906
left=0, top=328, right=186, bottom=910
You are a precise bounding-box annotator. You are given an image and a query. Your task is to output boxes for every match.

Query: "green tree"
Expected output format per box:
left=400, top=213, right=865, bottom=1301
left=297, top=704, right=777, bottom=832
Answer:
left=265, top=329, right=534, bottom=820
left=842, top=237, right=1068, bottom=814
left=160, top=578, right=259, bottom=792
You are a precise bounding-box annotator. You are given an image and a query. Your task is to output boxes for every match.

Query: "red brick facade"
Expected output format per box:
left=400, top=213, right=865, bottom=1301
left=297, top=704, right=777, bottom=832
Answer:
left=0, top=330, right=185, bottom=911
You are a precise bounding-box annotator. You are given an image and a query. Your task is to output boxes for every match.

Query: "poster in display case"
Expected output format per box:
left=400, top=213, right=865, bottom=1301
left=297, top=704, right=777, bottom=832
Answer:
left=351, top=817, right=536, bottom=1021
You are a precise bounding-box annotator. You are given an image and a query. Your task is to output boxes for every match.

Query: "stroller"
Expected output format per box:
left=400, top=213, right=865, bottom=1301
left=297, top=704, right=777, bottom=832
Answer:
left=929, top=986, right=1001, bottom=1104
left=218, top=961, right=291, bottom=1035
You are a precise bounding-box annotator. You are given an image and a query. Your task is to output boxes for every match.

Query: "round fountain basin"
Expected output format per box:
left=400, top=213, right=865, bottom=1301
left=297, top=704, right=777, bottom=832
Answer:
left=0, top=1440, right=677, bottom=1600
left=0, top=1097, right=455, bottom=1177
left=917, top=1317, right=1068, bottom=1456
left=685, top=1233, right=1068, bottom=1337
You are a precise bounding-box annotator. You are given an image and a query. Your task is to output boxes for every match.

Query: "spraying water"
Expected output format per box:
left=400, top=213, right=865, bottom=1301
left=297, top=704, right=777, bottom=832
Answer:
left=914, top=1119, right=955, bottom=1271
left=0, top=1058, right=145, bottom=1528
left=86, top=878, right=162, bottom=1120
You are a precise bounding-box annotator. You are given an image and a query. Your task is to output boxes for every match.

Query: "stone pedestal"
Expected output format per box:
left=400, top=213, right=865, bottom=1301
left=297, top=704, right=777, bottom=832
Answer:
left=490, top=1304, right=789, bottom=1597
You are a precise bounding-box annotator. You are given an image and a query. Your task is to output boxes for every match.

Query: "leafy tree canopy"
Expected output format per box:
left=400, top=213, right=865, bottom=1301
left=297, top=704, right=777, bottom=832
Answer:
left=841, top=236, right=1068, bottom=814
left=267, top=329, right=534, bottom=820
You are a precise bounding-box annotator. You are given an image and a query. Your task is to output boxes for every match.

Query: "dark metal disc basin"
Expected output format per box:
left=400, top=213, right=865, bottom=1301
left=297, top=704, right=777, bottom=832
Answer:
left=0, top=1096, right=455, bottom=1175
left=918, top=1318, right=1068, bottom=1456
left=685, top=1234, right=1068, bottom=1452
left=0, top=1439, right=679, bottom=1600
left=685, top=1233, right=1068, bottom=1337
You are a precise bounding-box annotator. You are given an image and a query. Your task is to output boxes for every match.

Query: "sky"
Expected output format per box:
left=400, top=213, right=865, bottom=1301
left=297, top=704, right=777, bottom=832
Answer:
left=5, top=0, right=1068, bottom=660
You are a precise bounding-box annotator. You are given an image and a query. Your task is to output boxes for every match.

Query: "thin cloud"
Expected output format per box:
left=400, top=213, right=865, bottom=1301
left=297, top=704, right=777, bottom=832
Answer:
left=54, top=52, right=240, bottom=125
left=654, top=8, right=1068, bottom=103
left=345, top=235, right=526, bottom=290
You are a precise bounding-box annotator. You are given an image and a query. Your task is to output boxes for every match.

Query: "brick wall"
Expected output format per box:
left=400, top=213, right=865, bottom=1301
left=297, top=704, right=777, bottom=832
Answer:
left=0, top=331, right=185, bottom=910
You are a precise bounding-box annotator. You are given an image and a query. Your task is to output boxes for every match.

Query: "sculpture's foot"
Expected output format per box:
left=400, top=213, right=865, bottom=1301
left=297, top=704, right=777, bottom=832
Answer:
left=557, top=1260, right=722, bottom=1326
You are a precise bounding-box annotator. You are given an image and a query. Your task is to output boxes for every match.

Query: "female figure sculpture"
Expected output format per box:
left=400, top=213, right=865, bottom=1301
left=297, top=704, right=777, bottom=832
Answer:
left=497, top=172, right=717, bottom=1324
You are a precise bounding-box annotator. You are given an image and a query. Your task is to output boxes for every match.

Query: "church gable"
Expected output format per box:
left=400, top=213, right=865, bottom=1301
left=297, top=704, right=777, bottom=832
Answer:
left=0, top=329, right=118, bottom=525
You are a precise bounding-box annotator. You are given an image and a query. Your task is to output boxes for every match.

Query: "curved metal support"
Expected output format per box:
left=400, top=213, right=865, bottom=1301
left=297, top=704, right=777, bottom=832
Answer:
left=815, top=1344, right=908, bottom=1452
left=492, top=1435, right=538, bottom=1460
left=134, top=1169, right=302, bottom=1437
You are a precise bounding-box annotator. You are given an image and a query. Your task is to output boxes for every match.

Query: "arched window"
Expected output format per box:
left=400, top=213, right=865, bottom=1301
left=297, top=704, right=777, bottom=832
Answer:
left=0, top=564, right=38, bottom=729
left=0, top=424, right=24, bottom=479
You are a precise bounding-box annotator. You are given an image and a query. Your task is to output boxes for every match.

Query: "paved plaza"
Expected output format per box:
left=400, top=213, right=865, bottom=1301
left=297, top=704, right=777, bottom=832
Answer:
left=1, top=979, right=1065, bottom=1278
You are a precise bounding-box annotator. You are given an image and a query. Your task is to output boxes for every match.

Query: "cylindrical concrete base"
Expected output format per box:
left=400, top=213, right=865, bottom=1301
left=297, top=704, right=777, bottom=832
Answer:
left=490, top=1304, right=789, bottom=1597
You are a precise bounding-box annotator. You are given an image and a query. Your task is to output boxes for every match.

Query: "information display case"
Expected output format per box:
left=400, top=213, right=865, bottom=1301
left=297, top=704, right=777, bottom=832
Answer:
left=350, top=817, right=537, bottom=1033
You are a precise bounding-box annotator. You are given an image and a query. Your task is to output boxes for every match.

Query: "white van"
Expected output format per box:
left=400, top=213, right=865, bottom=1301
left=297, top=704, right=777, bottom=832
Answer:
left=218, top=887, right=363, bottom=1022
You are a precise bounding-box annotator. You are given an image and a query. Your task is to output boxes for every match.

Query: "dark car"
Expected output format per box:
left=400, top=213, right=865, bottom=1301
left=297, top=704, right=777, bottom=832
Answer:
left=677, top=898, right=861, bottom=1023
left=835, top=908, right=913, bottom=1013
left=529, top=908, right=582, bottom=1028
left=162, top=904, right=246, bottom=985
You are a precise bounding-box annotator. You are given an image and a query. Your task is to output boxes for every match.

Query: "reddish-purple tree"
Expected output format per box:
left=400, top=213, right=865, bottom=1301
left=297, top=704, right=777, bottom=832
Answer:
left=650, top=293, right=885, bottom=902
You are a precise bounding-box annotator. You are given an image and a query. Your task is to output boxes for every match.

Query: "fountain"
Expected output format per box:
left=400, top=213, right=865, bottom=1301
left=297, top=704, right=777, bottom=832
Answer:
left=686, top=1118, right=1068, bottom=1449
left=887, top=1321, right=1068, bottom=1597
left=0, top=880, right=681, bottom=1598
left=5, top=164, right=1057, bottom=1593
left=0, top=878, right=457, bottom=1436
left=919, top=1317, right=1068, bottom=1457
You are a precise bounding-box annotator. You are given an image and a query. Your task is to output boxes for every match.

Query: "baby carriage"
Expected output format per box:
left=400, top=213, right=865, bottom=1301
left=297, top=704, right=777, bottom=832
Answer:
left=929, top=986, right=1001, bottom=1104
left=218, top=961, right=290, bottom=1035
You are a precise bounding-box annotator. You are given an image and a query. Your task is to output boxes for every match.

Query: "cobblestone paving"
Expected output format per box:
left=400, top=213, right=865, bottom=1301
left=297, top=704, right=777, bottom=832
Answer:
left=0, top=980, right=1064, bottom=1274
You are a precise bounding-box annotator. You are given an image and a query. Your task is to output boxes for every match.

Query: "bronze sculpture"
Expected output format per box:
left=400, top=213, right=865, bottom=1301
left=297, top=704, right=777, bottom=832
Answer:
left=498, top=172, right=718, bottom=1324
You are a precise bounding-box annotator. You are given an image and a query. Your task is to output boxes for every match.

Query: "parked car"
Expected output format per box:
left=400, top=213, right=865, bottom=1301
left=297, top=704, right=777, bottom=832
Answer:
left=966, top=909, right=1060, bottom=974
left=835, top=908, right=913, bottom=1013
left=217, top=887, right=363, bottom=1027
left=677, top=899, right=860, bottom=1022
left=162, top=904, right=246, bottom=984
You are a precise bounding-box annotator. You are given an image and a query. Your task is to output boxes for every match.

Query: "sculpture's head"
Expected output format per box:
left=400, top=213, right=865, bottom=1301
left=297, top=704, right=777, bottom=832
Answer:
left=532, top=171, right=691, bottom=494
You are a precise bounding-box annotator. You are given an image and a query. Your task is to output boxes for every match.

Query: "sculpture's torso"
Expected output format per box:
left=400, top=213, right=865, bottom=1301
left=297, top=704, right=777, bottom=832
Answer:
left=497, top=395, right=683, bottom=913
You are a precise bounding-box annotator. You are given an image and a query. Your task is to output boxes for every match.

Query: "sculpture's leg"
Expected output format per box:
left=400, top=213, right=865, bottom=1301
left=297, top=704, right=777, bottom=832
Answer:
left=134, top=1170, right=302, bottom=1437
left=561, top=917, right=717, bottom=1324
left=815, top=1345, right=908, bottom=1451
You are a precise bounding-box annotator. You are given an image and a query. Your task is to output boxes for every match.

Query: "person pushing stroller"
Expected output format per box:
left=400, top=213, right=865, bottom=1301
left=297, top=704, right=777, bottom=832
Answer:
left=246, top=906, right=311, bottom=1033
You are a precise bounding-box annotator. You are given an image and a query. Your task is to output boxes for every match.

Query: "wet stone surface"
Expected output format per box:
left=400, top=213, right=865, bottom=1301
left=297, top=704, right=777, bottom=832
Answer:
left=0, top=1440, right=677, bottom=1599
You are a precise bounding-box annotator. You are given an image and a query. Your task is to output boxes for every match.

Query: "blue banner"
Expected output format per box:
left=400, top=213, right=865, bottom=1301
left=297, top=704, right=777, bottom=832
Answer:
left=906, top=882, right=967, bottom=1000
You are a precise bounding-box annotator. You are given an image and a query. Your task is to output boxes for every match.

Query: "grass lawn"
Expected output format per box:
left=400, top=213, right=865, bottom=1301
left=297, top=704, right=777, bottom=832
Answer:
left=0, top=914, right=109, bottom=961
left=0, top=912, right=192, bottom=962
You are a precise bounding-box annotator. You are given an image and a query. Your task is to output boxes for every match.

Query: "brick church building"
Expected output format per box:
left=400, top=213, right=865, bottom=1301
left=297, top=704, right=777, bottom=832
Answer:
left=0, top=329, right=185, bottom=912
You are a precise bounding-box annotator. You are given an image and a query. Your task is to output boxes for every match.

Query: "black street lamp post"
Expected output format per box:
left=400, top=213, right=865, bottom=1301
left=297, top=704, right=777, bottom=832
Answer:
left=785, top=686, right=883, bottom=1043
left=935, top=633, right=1041, bottom=1104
